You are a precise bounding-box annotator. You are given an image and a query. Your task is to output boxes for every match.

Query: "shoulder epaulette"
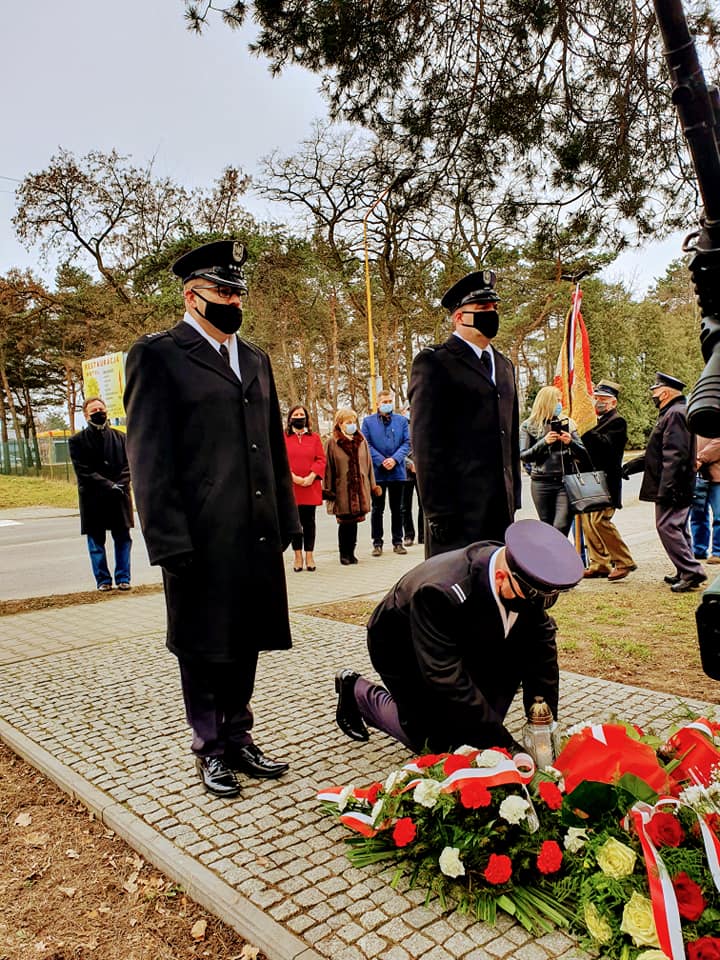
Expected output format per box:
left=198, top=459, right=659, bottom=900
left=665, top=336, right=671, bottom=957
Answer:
left=142, top=330, right=170, bottom=341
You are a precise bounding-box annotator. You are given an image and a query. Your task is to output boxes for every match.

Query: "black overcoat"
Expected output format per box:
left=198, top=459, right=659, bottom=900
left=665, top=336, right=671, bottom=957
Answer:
left=408, top=337, right=521, bottom=557
left=123, top=321, right=300, bottom=663
left=580, top=409, right=627, bottom=508
left=366, top=542, right=559, bottom=752
left=624, top=396, right=696, bottom=507
left=68, top=426, right=133, bottom=534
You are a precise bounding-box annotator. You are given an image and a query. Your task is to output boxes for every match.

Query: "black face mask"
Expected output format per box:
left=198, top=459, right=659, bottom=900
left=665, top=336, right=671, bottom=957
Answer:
left=193, top=290, right=243, bottom=335
left=291, top=418, right=306, bottom=430
left=89, top=411, right=107, bottom=427
left=504, top=572, right=559, bottom=611
left=652, top=395, right=662, bottom=409
left=460, top=309, right=499, bottom=339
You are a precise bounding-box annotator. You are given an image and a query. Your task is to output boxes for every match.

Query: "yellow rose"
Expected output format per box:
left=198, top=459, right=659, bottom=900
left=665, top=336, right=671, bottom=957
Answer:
left=620, top=892, right=660, bottom=948
left=595, top=837, right=637, bottom=878
left=583, top=901, right=613, bottom=944
left=635, top=952, right=669, bottom=960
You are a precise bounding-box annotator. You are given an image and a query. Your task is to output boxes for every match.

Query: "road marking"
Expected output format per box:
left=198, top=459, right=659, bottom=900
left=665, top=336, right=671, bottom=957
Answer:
left=0, top=520, right=21, bottom=527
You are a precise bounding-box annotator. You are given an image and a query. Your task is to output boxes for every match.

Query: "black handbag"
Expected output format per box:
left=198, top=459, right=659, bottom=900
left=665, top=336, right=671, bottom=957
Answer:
left=561, top=452, right=612, bottom=514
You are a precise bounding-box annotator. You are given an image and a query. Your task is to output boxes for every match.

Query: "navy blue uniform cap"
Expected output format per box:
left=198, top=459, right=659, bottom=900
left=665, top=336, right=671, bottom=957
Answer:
left=650, top=371, right=685, bottom=392
left=172, top=240, right=248, bottom=292
left=441, top=270, right=500, bottom=312
left=505, top=519, right=584, bottom=596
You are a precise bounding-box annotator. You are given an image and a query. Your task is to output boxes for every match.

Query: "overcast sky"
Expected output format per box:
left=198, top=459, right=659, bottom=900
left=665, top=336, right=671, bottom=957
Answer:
left=1, top=0, right=689, bottom=295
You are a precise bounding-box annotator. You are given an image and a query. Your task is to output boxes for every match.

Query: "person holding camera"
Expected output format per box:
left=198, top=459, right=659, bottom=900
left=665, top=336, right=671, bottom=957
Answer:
left=520, top=385, right=587, bottom=536
left=68, top=396, right=133, bottom=592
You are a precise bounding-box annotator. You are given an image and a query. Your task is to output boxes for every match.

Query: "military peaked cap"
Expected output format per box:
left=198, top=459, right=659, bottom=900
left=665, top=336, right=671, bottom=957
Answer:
left=593, top=379, right=621, bottom=399
left=441, top=270, right=500, bottom=312
left=650, top=371, right=685, bottom=392
left=505, top=519, right=584, bottom=597
left=172, top=239, right=248, bottom=292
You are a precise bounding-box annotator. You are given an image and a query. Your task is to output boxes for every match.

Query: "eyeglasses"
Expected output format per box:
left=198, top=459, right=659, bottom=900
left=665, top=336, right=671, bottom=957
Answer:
left=192, top=285, right=240, bottom=302
left=509, top=570, right=560, bottom=609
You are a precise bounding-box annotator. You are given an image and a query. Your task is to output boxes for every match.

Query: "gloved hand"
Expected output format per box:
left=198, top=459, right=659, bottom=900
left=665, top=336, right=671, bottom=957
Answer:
left=428, top=519, right=454, bottom=544
left=161, top=552, right=194, bottom=577
left=621, top=465, right=630, bottom=481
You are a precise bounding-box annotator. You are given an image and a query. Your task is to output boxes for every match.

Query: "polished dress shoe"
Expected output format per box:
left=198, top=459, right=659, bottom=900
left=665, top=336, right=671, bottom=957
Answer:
left=340, top=556, right=352, bottom=565
left=664, top=574, right=681, bottom=585
left=226, top=744, right=289, bottom=779
left=195, top=756, right=241, bottom=797
left=671, top=574, right=708, bottom=593
left=393, top=544, right=408, bottom=555
left=607, top=564, right=637, bottom=582
left=335, top=670, right=370, bottom=742
left=371, top=545, right=383, bottom=557
left=583, top=566, right=610, bottom=578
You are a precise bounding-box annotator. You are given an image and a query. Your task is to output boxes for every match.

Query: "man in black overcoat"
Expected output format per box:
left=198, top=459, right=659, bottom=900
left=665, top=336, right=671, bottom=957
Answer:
left=333, top=520, right=584, bottom=754
left=408, top=270, right=521, bottom=559
left=580, top=380, right=636, bottom=581
left=624, top=372, right=706, bottom=593
left=124, top=239, right=301, bottom=798
left=68, top=396, right=133, bottom=591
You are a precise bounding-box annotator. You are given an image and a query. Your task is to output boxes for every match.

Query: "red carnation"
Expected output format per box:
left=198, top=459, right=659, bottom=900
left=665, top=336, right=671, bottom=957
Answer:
left=646, top=811, right=684, bottom=847
left=364, top=782, right=382, bottom=805
left=416, top=753, right=443, bottom=769
left=673, top=872, right=706, bottom=921
left=459, top=781, right=492, bottom=809
left=706, top=813, right=720, bottom=836
left=483, top=853, right=512, bottom=885
left=444, top=754, right=472, bottom=776
left=688, top=937, right=720, bottom=960
left=536, top=840, right=563, bottom=874
left=538, top=780, right=563, bottom=811
left=392, top=817, right=417, bottom=848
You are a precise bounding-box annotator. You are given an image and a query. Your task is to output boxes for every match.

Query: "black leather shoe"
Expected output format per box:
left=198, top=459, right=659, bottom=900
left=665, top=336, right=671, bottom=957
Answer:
left=664, top=574, right=681, bottom=585
left=226, top=744, right=289, bottom=779
left=195, top=756, right=241, bottom=797
left=335, top=670, right=370, bottom=742
left=671, top=574, right=708, bottom=593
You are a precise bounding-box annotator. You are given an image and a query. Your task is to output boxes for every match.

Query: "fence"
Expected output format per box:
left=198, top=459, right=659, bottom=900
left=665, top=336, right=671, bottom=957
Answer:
left=0, top=436, right=72, bottom=481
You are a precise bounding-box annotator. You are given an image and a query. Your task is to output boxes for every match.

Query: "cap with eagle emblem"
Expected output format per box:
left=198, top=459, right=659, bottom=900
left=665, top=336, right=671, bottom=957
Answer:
left=172, top=239, right=248, bottom=293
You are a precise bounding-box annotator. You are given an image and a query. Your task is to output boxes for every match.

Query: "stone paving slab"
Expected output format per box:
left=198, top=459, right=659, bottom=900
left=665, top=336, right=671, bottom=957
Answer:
left=0, top=606, right=717, bottom=959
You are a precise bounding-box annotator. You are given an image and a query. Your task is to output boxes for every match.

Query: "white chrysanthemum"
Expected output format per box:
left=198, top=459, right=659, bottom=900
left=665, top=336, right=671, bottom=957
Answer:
left=498, top=794, right=530, bottom=824
left=563, top=826, right=589, bottom=853
left=543, top=765, right=562, bottom=779
left=337, top=785, right=355, bottom=812
left=454, top=744, right=478, bottom=756
left=370, top=799, right=385, bottom=825
left=564, top=721, right=593, bottom=739
left=383, top=770, right=407, bottom=793
left=438, top=846, right=465, bottom=878
left=413, top=778, right=442, bottom=808
left=475, top=749, right=503, bottom=768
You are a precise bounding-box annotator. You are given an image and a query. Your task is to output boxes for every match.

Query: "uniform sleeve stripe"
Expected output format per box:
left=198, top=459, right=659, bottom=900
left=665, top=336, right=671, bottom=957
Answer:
left=450, top=583, right=467, bottom=603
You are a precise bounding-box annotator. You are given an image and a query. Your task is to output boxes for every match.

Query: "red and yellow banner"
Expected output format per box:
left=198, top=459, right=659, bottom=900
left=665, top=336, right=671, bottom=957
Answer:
left=553, top=288, right=597, bottom=436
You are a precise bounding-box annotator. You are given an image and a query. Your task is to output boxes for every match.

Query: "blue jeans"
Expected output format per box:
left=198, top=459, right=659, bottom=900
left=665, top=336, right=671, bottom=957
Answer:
left=86, top=528, right=132, bottom=587
left=690, top=478, right=720, bottom=558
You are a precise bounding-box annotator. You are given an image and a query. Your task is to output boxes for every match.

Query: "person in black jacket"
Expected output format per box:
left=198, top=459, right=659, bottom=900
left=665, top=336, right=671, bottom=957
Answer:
left=124, top=240, right=301, bottom=798
left=623, top=372, right=706, bottom=593
left=580, top=380, right=636, bottom=581
left=408, top=270, right=521, bottom=559
left=520, top=385, right=587, bottom=536
left=333, top=520, right=584, bottom=754
left=68, top=397, right=133, bottom=591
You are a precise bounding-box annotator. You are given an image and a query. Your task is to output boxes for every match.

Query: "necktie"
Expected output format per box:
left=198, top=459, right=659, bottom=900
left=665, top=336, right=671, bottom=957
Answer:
left=219, top=343, right=230, bottom=366
left=480, top=350, right=492, bottom=376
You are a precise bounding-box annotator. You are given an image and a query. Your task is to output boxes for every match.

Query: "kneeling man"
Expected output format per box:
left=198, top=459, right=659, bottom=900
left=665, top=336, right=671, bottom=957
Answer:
left=334, top=519, right=583, bottom=754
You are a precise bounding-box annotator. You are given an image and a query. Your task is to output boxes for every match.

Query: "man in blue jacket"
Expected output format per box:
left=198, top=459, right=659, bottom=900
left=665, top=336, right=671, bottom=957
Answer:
left=361, top=390, right=411, bottom=556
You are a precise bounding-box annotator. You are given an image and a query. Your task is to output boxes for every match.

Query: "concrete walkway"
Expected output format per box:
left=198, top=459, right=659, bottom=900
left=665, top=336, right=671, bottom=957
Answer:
left=0, top=505, right=718, bottom=960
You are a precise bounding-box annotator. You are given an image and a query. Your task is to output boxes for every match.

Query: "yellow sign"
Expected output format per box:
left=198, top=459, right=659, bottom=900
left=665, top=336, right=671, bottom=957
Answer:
left=81, top=352, right=127, bottom=421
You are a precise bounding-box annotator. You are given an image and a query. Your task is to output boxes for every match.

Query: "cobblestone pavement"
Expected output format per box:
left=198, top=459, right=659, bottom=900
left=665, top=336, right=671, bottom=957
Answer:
left=0, top=506, right=718, bottom=960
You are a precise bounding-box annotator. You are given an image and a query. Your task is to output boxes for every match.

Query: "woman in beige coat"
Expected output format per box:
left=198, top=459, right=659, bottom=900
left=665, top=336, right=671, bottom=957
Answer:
left=323, top=407, right=380, bottom=565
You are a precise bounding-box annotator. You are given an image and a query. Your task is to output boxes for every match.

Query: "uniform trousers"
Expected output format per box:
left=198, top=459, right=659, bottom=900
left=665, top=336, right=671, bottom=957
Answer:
left=655, top=502, right=706, bottom=579
left=178, top=654, right=257, bottom=757
left=582, top=507, right=634, bottom=570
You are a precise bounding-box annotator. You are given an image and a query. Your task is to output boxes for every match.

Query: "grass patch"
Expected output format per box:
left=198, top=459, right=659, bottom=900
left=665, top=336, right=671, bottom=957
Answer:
left=0, top=475, right=78, bottom=510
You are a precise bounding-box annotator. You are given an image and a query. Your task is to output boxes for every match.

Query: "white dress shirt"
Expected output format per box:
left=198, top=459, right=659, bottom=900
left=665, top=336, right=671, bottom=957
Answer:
left=452, top=331, right=495, bottom=382
left=183, top=311, right=241, bottom=380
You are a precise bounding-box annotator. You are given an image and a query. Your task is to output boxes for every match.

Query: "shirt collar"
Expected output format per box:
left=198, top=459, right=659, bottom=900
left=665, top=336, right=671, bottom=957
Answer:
left=488, top=548, right=518, bottom=637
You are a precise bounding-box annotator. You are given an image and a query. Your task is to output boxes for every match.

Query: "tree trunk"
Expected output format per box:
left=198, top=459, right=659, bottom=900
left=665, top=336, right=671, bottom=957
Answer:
left=0, top=362, right=26, bottom=471
left=0, top=378, right=10, bottom=473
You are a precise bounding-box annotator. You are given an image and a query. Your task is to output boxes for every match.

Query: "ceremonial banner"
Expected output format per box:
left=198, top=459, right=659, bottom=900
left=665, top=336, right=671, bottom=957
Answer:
left=553, top=289, right=597, bottom=435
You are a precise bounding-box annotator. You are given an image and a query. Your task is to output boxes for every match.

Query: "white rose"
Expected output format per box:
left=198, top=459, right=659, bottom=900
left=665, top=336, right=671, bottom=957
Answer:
left=475, top=749, right=503, bottom=768
left=564, top=721, right=592, bottom=739
left=337, top=785, right=354, bottom=812
left=413, top=779, right=442, bottom=808
left=438, top=846, right=465, bottom=878
left=383, top=770, right=407, bottom=793
left=499, top=795, right=530, bottom=824
left=454, top=744, right=478, bottom=756
left=370, top=799, right=385, bottom=825
left=563, top=827, right=589, bottom=853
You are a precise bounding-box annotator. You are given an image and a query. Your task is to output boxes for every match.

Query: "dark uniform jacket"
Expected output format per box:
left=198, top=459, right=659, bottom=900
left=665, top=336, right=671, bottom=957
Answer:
left=123, top=320, right=300, bottom=663
left=366, top=542, right=559, bottom=752
left=580, top=409, right=627, bottom=509
left=408, top=336, right=521, bottom=557
left=624, top=396, right=696, bottom=507
left=68, top=425, right=133, bottom=535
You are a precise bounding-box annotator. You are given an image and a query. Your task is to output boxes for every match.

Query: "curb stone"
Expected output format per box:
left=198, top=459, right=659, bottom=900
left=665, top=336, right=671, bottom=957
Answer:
left=0, top=716, right=322, bottom=960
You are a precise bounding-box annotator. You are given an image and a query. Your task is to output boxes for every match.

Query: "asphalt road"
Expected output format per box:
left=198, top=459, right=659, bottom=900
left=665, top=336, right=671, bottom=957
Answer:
left=0, top=474, right=646, bottom=602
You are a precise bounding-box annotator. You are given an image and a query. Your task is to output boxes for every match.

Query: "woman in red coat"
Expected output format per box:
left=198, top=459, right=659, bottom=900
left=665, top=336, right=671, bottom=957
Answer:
left=284, top=404, right=327, bottom=572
